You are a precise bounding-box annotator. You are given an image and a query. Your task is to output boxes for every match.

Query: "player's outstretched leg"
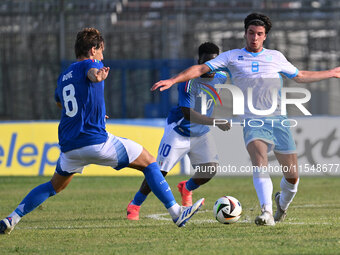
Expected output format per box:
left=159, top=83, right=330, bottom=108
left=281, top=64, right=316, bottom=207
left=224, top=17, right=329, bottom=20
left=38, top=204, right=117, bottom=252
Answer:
left=0, top=173, right=73, bottom=235
left=127, top=172, right=167, bottom=220
left=129, top=148, right=204, bottom=227
left=142, top=162, right=204, bottom=227
left=0, top=181, right=57, bottom=235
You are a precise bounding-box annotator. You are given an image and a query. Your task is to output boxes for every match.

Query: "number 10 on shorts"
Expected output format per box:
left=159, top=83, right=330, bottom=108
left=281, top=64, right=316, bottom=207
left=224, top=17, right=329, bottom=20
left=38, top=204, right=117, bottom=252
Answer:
left=159, top=144, right=171, bottom=157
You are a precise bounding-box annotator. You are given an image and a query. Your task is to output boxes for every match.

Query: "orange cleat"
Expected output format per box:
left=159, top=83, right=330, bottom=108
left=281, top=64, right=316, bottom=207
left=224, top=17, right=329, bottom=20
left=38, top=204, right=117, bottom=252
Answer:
left=177, top=181, right=193, bottom=207
left=127, top=200, right=141, bottom=220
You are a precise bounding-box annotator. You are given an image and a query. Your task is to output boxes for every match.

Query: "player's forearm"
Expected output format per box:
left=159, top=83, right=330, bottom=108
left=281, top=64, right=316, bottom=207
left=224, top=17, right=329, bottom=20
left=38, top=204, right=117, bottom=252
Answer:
left=87, top=67, right=109, bottom=83
left=293, top=70, right=335, bottom=83
left=87, top=69, right=101, bottom=82
left=184, top=108, right=215, bottom=125
left=170, top=64, right=210, bottom=84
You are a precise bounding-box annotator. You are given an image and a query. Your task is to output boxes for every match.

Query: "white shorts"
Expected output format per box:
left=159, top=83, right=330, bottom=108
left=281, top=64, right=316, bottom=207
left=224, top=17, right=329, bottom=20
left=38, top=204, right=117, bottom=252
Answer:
left=157, top=123, right=218, bottom=172
left=56, top=133, right=143, bottom=176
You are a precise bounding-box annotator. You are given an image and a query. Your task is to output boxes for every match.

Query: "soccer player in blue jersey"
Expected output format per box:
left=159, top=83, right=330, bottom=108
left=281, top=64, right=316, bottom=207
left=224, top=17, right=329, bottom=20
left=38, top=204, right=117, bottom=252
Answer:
left=127, top=42, right=230, bottom=220
left=151, top=13, right=340, bottom=226
left=0, top=28, right=204, bottom=234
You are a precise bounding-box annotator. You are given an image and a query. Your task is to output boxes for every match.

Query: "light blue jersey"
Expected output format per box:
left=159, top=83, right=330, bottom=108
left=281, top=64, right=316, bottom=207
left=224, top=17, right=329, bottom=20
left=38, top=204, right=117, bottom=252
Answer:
left=55, top=59, right=108, bottom=152
left=206, top=48, right=299, bottom=119
left=167, top=72, right=227, bottom=137
left=206, top=48, right=298, bottom=153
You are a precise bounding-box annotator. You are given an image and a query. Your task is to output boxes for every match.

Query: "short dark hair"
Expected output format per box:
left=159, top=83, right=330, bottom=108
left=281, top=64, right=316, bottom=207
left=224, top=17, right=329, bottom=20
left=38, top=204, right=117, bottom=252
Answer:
left=74, top=28, right=104, bottom=58
left=244, top=13, right=272, bottom=34
left=198, top=42, right=219, bottom=57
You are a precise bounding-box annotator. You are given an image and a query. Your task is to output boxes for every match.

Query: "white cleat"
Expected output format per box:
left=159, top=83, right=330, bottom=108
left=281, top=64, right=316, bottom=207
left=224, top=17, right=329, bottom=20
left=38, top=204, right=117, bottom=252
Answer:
left=255, top=210, right=275, bottom=226
left=274, top=192, right=287, bottom=222
left=174, top=198, right=205, bottom=227
left=0, top=217, right=15, bottom=235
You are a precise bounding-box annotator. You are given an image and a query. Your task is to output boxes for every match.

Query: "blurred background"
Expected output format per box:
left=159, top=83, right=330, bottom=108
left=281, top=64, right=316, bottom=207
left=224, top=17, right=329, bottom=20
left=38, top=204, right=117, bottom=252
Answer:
left=0, top=0, right=340, bottom=120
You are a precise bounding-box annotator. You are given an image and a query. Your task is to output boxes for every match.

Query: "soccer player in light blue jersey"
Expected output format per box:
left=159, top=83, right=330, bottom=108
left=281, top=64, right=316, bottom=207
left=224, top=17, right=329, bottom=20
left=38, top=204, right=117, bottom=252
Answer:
left=151, top=13, right=340, bottom=226
left=0, top=28, right=204, bottom=234
left=127, top=42, right=230, bottom=220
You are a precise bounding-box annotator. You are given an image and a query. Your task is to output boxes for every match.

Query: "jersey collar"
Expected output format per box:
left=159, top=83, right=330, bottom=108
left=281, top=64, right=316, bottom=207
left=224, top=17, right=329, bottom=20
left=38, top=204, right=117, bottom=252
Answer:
left=243, top=47, right=265, bottom=57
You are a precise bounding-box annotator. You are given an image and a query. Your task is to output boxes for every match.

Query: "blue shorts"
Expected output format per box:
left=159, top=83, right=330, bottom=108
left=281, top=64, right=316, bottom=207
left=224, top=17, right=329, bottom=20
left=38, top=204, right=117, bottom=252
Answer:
left=243, top=117, right=296, bottom=154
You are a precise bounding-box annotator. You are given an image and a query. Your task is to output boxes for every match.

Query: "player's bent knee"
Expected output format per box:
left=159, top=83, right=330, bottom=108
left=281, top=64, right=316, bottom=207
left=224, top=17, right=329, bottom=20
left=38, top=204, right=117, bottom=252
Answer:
left=285, top=177, right=299, bottom=185
left=129, top=148, right=157, bottom=170
left=142, top=149, right=156, bottom=165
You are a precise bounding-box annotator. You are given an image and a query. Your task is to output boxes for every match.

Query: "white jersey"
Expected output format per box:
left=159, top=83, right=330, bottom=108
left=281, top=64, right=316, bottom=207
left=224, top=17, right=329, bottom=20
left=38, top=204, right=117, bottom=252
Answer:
left=205, top=48, right=299, bottom=119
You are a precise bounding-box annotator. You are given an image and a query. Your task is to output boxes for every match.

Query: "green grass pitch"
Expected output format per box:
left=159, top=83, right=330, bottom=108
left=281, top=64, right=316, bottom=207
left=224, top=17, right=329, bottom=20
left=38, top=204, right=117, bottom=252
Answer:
left=1, top=176, right=339, bottom=254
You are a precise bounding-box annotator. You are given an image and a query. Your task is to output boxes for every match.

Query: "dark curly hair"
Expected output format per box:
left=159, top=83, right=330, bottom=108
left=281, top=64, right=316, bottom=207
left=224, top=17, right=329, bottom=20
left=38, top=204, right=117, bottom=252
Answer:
left=244, top=13, right=272, bottom=34
left=74, top=28, right=104, bottom=58
left=198, top=42, right=219, bottom=57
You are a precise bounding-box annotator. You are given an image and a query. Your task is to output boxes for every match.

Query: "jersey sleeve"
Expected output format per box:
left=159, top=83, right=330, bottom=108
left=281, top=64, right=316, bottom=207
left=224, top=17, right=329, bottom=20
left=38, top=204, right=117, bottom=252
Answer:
left=215, top=71, right=228, bottom=84
left=178, top=80, right=196, bottom=108
left=205, top=51, right=231, bottom=72
left=277, top=52, right=299, bottom=79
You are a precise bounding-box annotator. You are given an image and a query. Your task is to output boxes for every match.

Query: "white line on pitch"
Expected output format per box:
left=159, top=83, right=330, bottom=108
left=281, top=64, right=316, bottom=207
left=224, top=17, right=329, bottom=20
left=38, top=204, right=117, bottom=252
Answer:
left=145, top=210, right=337, bottom=225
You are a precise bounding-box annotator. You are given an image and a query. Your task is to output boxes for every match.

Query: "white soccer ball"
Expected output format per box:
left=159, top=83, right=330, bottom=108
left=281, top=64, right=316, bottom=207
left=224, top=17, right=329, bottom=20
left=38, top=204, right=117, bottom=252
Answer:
left=213, top=196, right=242, bottom=224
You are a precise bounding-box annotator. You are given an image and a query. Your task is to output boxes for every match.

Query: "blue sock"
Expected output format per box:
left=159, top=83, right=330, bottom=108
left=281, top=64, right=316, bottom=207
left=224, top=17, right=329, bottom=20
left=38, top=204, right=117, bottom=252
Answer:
left=14, top=181, right=57, bottom=217
left=132, top=191, right=147, bottom=206
left=186, top=178, right=200, bottom=191
left=143, top=162, right=176, bottom=209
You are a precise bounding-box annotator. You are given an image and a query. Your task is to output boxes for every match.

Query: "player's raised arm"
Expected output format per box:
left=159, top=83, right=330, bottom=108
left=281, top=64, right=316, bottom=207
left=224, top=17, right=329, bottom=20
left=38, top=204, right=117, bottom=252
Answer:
left=87, top=66, right=110, bottom=83
left=151, top=64, right=211, bottom=91
left=293, top=66, right=340, bottom=83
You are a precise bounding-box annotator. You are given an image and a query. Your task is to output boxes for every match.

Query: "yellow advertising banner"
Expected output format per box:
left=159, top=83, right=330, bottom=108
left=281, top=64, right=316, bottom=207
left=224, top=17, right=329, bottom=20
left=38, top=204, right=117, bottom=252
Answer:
left=0, top=122, right=179, bottom=176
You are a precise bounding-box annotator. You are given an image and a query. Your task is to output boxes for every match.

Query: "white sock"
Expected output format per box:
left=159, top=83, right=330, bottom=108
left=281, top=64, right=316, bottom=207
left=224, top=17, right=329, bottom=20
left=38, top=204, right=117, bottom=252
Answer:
left=280, top=177, right=299, bottom=211
left=167, top=203, right=181, bottom=219
left=8, top=211, right=21, bottom=225
left=253, top=167, right=273, bottom=214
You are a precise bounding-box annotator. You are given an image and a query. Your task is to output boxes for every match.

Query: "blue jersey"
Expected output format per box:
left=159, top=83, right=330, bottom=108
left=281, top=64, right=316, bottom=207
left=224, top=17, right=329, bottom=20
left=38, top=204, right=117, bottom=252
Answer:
left=55, top=59, right=108, bottom=152
left=167, top=72, right=227, bottom=137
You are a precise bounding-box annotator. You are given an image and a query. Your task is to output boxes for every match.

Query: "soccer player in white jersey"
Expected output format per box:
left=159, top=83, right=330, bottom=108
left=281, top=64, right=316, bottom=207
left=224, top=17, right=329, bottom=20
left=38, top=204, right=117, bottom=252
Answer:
left=0, top=28, right=205, bottom=234
left=127, top=42, right=230, bottom=220
left=151, top=13, right=340, bottom=226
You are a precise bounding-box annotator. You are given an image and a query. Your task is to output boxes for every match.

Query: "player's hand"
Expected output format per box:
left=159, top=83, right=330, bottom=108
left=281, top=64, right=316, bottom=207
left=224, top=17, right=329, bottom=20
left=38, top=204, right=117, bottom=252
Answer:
left=96, top=67, right=110, bottom=81
left=216, top=122, right=231, bottom=131
left=151, top=79, right=175, bottom=91
left=331, top=66, right=340, bottom=78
